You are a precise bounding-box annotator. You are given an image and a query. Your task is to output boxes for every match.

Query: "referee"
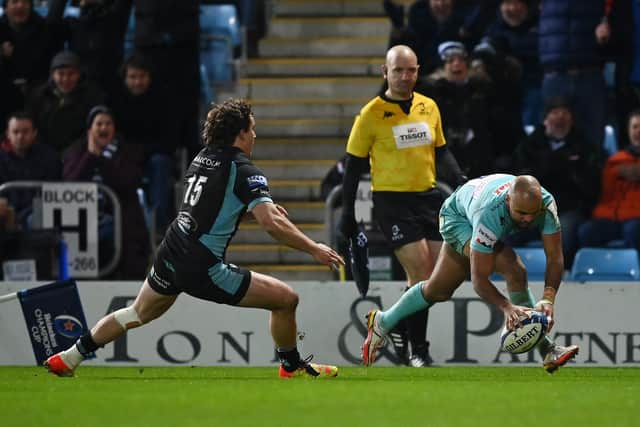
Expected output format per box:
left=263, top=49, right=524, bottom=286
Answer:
left=341, top=45, right=465, bottom=367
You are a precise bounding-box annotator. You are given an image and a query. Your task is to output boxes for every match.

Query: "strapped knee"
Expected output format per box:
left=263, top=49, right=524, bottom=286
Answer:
left=113, top=306, right=142, bottom=331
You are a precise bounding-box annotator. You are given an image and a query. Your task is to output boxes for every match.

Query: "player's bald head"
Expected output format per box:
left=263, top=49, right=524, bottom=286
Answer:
left=386, top=45, right=418, bottom=67
left=509, top=175, right=542, bottom=212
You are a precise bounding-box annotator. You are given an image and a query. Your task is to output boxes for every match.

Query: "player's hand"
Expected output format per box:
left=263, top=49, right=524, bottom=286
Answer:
left=535, top=300, right=555, bottom=332
left=312, top=242, right=344, bottom=271
left=338, top=214, right=358, bottom=238
left=503, top=304, right=533, bottom=331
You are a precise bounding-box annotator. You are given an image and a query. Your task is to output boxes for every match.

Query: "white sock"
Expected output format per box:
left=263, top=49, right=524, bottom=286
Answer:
left=61, top=344, right=85, bottom=368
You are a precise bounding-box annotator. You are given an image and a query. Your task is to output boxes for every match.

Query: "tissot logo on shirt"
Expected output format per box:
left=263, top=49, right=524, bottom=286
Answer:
left=247, top=175, right=268, bottom=188
left=475, top=223, right=497, bottom=248
left=392, top=122, right=432, bottom=149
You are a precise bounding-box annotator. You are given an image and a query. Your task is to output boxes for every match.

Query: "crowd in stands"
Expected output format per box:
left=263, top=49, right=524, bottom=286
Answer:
left=0, top=0, right=639, bottom=278
left=371, top=0, right=640, bottom=267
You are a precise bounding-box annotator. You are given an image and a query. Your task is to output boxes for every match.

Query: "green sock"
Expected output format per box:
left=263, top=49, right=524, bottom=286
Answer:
left=508, top=289, right=554, bottom=356
left=378, top=282, right=431, bottom=332
left=508, top=289, right=536, bottom=307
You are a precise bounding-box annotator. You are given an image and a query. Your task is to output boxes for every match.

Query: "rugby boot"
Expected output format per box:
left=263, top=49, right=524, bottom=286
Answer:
left=279, top=355, right=338, bottom=378
left=543, top=344, right=579, bottom=373
left=408, top=342, right=433, bottom=367
left=362, top=309, right=387, bottom=366
left=44, top=353, right=76, bottom=377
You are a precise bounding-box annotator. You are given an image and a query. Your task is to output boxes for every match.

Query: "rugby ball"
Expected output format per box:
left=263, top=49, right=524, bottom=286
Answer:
left=500, top=312, right=549, bottom=354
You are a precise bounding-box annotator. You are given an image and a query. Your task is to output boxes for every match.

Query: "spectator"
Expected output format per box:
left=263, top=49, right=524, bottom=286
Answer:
left=110, top=53, right=176, bottom=235
left=511, top=97, right=604, bottom=266
left=538, top=0, right=609, bottom=148
left=0, top=111, right=62, bottom=228
left=485, top=0, right=542, bottom=126
left=418, top=41, right=524, bottom=177
left=133, top=0, right=200, bottom=156
left=47, top=0, right=133, bottom=95
left=0, top=0, right=58, bottom=131
left=25, top=50, right=104, bottom=152
left=405, top=0, right=469, bottom=76
left=578, top=110, right=640, bottom=252
left=63, top=105, right=149, bottom=279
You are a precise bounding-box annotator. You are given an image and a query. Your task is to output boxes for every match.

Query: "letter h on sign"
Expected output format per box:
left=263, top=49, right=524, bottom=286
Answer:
left=53, top=209, right=88, bottom=251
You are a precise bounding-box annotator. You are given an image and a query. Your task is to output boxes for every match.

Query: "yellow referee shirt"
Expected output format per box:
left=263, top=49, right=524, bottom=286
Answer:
left=346, top=93, right=446, bottom=192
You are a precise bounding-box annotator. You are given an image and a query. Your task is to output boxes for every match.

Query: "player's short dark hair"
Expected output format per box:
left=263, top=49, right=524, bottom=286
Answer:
left=202, top=99, right=253, bottom=147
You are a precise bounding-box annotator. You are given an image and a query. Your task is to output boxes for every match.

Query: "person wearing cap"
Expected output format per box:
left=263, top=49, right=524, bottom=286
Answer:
left=512, top=97, right=605, bottom=266
left=341, top=45, right=466, bottom=367
left=62, top=105, right=149, bottom=279
left=24, top=49, right=104, bottom=152
left=418, top=40, right=524, bottom=177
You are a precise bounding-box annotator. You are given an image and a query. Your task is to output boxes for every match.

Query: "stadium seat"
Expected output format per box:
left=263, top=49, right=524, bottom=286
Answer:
left=123, top=7, right=136, bottom=57
left=200, top=4, right=241, bottom=49
left=200, top=37, right=234, bottom=83
left=603, top=125, right=618, bottom=157
left=491, top=247, right=547, bottom=282
left=570, top=248, right=640, bottom=282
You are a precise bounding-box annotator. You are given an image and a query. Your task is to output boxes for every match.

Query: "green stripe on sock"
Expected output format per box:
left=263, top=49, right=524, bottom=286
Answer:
left=379, top=282, right=431, bottom=331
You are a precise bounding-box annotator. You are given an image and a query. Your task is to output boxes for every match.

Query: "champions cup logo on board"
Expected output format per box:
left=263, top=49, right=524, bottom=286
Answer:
left=53, top=315, right=85, bottom=339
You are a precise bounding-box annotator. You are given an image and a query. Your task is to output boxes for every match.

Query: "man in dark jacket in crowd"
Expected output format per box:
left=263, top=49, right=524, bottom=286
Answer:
left=0, top=111, right=62, bottom=227
left=511, top=97, right=604, bottom=265
left=25, top=49, right=104, bottom=153
left=110, top=53, right=176, bottom=235
left=0, top=0, right=58, bottom=132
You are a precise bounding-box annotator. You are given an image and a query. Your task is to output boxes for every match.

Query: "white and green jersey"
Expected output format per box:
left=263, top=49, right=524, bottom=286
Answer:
left=441, top=174, right=561, bottom=253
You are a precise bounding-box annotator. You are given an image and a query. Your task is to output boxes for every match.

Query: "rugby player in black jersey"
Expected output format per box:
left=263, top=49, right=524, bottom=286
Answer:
left=45, top=99, right=344, bottom=378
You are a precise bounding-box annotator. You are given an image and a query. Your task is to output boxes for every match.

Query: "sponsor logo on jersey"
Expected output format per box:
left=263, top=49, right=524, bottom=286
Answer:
left=247, top=175, right=268, bottom=188
left=475, top=223, right=497, bottom=248
left=193, top=155, right=221, bottom=170
left=392, top=122, right=432, bottom=149
left=176, top=211, right=198, bottom=235
left=383, top=111, right=395, bottom=119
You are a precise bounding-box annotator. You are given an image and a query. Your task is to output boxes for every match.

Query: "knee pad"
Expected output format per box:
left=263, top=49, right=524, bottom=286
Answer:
left=113, top=306, right=142, bottom=331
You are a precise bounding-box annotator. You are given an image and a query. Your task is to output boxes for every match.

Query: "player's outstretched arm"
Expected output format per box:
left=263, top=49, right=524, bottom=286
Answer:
left=252, top=201, right=344, bottom=269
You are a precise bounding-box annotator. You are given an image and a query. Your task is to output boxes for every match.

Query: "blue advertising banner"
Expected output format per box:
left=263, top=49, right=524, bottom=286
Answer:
left=17, top=280, right=93, bottom=365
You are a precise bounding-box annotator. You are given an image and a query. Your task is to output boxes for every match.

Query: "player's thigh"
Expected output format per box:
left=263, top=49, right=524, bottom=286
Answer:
left=131, top=279, right=178, bottom=323
left=238, top=271, right=298, bottom=311
left=394, top=239, right=436, bottom=284
left=422, top=242, right=469, bottom=302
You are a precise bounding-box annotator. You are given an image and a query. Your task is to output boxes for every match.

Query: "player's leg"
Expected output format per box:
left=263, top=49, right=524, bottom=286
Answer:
left=494, top=244, right=578, bottom=372
left=44, top=279, right=178, bottom=377
left=394, top=239, right=441, bottom=366
left=238, top=271, right=337, bottom=378
left=363, top=242, right=468, bottom=366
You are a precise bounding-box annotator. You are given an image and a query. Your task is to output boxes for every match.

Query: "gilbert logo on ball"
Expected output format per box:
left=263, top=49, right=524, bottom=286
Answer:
left=500, top=312, right=549, bottom=354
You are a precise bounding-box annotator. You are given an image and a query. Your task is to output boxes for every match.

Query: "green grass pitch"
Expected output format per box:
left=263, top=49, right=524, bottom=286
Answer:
left=1, top=366, right=638, bottom=427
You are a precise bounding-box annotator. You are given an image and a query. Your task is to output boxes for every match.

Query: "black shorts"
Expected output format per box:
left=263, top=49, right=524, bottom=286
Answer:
left=372, top=189, right=443, bottom=249
left=147, top=241, right=251, bottom=305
